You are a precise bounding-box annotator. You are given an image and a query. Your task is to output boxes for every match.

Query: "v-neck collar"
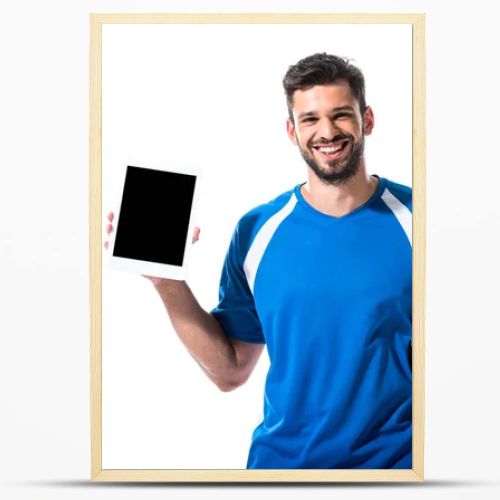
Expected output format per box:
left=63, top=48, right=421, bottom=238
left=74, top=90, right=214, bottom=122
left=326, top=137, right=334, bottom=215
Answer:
left=293, top=175, right=386, bottom=223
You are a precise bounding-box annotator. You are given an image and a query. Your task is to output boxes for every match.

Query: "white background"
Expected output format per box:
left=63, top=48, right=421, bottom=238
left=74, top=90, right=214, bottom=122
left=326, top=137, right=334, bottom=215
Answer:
left=102, top=22, right=411, bottom=469
left=0, top=0, right=499, bottom=499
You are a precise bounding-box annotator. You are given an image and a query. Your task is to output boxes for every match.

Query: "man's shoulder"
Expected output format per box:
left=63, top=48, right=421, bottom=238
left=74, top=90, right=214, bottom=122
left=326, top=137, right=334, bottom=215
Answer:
left=234, top=187, right=297, bottom=248
left=240, top=187, right=296, bottom=223
left=383, top=178, right=412, bottom=212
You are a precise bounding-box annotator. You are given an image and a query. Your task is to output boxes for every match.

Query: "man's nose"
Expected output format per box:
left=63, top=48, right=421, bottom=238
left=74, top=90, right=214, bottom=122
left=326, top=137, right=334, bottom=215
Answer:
left=317, top=118, right=339, bottom=140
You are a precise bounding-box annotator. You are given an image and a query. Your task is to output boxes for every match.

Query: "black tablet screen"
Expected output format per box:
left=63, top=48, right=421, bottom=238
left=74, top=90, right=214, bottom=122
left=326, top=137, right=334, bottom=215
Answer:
left=113, top=166, right=197, bottom=266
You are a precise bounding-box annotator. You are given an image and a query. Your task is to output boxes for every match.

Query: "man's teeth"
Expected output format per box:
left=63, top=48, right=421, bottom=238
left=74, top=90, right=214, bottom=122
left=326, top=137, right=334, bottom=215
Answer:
left=317, top=143, right=344, bottom=153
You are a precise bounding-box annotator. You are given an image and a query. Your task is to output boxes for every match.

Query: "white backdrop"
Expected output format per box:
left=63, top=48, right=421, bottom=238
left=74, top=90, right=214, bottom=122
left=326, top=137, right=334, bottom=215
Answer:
left=1, top=0, right=500, bottom=498
left=102, top=22, right=412, bottom=469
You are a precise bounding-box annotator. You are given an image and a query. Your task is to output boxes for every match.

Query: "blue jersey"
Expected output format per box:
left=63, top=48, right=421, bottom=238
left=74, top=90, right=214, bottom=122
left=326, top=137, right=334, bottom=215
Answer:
left=211, top=176, right=412, bottom=469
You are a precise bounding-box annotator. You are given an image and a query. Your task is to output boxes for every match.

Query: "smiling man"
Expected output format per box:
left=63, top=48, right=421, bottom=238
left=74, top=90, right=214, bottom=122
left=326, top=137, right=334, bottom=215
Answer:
left=210, top=53, right=412, bottom=469
left=289, top=83, right=369, bottom=186
left=106, top=53, right=412, bottom=469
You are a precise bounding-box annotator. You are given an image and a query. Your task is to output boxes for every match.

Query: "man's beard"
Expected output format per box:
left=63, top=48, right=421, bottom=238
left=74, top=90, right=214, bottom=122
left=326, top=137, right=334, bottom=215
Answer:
left=298, top=134, right=365, bottom=186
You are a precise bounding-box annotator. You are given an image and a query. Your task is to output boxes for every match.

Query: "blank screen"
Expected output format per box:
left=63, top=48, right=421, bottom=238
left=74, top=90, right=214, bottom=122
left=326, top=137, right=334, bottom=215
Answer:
left=113, top=166, right=197, bottom=266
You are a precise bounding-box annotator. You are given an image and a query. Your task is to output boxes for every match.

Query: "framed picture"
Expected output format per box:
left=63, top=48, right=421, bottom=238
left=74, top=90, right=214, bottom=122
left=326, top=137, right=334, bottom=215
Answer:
left=89, top=12, right=425, bottom=482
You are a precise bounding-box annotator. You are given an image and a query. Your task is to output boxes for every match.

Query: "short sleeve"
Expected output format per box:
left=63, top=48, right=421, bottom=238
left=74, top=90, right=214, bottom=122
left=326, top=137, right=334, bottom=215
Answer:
left=211, top=223, right=265, bottom=344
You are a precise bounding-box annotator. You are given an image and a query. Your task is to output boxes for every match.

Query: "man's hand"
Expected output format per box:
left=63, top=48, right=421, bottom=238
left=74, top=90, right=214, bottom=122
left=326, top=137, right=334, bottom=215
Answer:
left=102, top=210, right=262, bottom=391
left=103, top=211, right=201, bottom=285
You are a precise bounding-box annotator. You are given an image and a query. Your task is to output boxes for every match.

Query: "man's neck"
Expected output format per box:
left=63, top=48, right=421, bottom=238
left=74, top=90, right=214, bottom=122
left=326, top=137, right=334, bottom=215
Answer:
left=301, top=164, right=379, bottom=217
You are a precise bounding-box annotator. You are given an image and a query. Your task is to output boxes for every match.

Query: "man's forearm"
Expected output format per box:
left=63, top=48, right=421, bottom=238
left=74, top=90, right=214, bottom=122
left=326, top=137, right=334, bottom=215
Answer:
left=152, top=279, right=242, bottom=390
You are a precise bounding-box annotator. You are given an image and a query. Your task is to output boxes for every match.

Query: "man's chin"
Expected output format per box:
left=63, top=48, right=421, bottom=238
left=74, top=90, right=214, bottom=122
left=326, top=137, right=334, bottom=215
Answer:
left=323, top=160, right=347, bottom=172
left=312, top=161, right=360, bottom=185
left=299, top=147, right=361, bottom=185
left=319, top=174, right=355, bottom=185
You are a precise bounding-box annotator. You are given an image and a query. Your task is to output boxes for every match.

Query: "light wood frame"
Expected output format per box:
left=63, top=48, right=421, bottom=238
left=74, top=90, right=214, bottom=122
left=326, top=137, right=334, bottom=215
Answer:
left=89, top=12, right=425, bottom=483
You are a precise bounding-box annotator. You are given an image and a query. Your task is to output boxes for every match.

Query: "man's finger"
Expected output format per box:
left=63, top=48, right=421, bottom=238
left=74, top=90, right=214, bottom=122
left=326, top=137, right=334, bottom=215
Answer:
left=104, top=241, right=109, bottom=250
left=192, top=226, right=201, bottom=243
left=107, top=212, right=114, bottom=222
left=106, top=223, right=113, bottom=235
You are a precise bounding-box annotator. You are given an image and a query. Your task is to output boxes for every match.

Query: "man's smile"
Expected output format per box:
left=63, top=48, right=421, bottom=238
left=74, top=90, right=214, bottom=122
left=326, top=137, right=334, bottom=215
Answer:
left=312, top=138, right=351, bottom=161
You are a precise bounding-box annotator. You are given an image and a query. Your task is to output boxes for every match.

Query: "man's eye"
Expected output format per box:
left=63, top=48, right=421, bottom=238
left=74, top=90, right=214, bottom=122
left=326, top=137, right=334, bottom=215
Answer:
left=334, top=113, right=351, bottom=119
left=302, top=117, right=317, bottom=123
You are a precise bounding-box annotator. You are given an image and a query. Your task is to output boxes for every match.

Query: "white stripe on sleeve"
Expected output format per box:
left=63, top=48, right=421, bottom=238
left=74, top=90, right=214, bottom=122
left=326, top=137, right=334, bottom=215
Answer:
left=381, top=187, right=412, bottom=247
left=243, top=193, right=297, bottom=294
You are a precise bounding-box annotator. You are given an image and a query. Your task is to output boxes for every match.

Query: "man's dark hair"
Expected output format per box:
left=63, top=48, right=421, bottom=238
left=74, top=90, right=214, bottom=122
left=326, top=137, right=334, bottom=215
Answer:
left=282, top=53, right=366, bottom=122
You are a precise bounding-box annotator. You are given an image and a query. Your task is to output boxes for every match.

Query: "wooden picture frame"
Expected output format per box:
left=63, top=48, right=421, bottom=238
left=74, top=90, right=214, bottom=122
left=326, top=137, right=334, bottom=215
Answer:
left=89, top=12, right=425, bottom=482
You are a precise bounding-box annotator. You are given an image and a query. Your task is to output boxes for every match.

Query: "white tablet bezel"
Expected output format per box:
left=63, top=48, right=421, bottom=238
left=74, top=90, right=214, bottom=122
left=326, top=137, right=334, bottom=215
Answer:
left=107, top=160, right=201, bottom=281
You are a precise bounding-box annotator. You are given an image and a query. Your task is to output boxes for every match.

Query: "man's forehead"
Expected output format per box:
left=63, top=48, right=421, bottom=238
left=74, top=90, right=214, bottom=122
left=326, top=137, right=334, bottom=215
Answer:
left=292, top=81, right=356, bottom=104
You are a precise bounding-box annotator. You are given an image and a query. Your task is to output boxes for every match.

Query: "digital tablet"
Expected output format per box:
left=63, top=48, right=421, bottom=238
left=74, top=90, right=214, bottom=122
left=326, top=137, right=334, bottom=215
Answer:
left=108, top=162, right=200, bottom=280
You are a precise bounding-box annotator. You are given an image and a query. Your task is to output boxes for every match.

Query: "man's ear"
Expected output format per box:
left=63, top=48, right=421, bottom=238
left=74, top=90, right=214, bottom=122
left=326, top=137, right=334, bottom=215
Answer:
left=286, top=118, right=297, bottom=145
left=363, top=106, right=375, bottom=136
